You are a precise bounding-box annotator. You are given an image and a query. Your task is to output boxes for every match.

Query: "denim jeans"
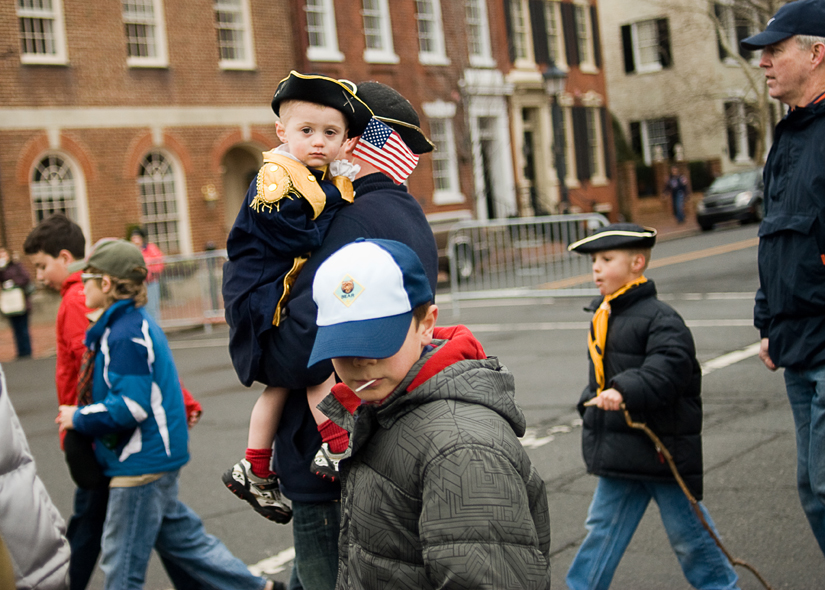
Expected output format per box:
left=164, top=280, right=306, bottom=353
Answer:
left=566, top=477, right=739, bottom=590
left=9, top=312, right=31, bottom=358
left=785, top=364, right=825, bottom=555
left=67, top=487, right=109, bottom=590
left=287, top=500, right=340, bottom=590
left=100, top=471, right=266, bottom=590
left=146, top=281, right=161, bottom=322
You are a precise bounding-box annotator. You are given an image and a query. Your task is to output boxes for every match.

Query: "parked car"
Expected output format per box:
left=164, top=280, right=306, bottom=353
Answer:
left=696, top=168, right=764, bottom=231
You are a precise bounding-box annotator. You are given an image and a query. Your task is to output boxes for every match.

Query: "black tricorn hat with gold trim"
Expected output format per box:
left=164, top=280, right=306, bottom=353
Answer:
left=568, top=223, right=657, bottom=254
left=271, top=71, right=373, bottom=138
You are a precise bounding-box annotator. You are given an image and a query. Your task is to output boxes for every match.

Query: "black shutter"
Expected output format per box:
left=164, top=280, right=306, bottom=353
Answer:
left=664, top=116, right=681, bottom=160
left=629, top=121, right=642, bottom=157
left=572, top=106, right=591, bottom=181
left=621, top=24, right=635, bottom=73
left=601, top=107, right=612, bottom=180
left=529, top=0, right=550, bottom=64
left=504, top=0, right=516, bottom=63
left=591, top=5, right=602, bottom=69
left=736, top=16, right=752, bottom=60
left=561, top=2, right=579, bottom=67
left=656, top=18, right=672, bottom=68
left=713, top=4, right=726, bottom=61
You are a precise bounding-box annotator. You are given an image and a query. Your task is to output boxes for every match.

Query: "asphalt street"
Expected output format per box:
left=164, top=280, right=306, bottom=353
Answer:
left=6, top=223, right=824, bottom=589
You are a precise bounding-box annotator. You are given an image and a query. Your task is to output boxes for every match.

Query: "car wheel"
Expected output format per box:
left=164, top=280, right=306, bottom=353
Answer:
left=699, top=222, right=713, bottom=232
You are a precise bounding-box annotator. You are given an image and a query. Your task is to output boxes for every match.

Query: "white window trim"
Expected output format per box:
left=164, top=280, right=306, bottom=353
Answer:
left=545, top=0, right=567, bottom=71
left=423, top=101, right=464, bottom=205
left=362, top=0, right=399, bottom=64
left=29, top=150, right=91, bottom=241
left=18, top=0, right=68, bottom=65
left=124, top=0, right=169, bottom=68
left=558, top=95, right=580, bottom=189
left=574, top=1, right=598, bottom=74
left=511, top=0, right=535, bottom=71
left=138, top=148, right=193, bottom=255
left=416, top=0, right=450, bottom=66
left=466, top=0, right=495, bottom=68
left=587, top=107, right=608, bottom=186
left=718, top=2, right=760, bottom=67
left=216, top=0, right=256, bottom=71
left=305, top=0, right=344, bottom=62
left=629, top=19, right=662, bottom=75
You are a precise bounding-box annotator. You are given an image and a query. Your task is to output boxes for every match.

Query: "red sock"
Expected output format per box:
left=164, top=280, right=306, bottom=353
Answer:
left=245, top=448, right=275, bottom=479
left=318, top=420, right=349, bottom=454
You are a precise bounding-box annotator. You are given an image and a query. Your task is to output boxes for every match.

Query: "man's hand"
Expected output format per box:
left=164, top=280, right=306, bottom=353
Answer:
left=56, top=405, right=77, bottom=432
left=759, top=338, right=777, bottom=371
left=583, top=388, right=624, bottom=411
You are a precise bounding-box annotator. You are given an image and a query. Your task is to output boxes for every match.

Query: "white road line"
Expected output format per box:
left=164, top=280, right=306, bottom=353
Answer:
left=248, top=546, right=296, bottom=576
left=701, top=342, right=761, bottom=376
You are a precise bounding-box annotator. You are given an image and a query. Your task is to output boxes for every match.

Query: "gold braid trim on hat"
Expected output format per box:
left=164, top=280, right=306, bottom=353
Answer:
left=374, top=116, right=436, bottom=150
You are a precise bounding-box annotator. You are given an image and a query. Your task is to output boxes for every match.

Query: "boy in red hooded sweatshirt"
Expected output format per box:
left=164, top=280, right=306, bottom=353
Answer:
left=308, top=238, right=551, bottom=589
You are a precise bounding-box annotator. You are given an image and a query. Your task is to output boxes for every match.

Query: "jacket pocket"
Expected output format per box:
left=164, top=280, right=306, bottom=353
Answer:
left=758, top=213, right=825, bottom=316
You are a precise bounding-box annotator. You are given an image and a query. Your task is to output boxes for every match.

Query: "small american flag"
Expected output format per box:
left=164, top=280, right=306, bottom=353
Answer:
left=352, top=118, right=419, bottom=184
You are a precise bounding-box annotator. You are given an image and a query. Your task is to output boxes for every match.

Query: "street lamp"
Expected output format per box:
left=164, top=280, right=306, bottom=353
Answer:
left=543, top=62, right=569, bottom=214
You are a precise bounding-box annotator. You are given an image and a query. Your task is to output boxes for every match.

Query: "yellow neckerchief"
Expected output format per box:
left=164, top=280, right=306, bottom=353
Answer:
left=588, top=276, right=648, bottom=394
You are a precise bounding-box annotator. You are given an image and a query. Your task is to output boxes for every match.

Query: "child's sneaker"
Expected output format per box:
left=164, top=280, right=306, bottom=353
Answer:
left=222, top=459, right=292, bottom=524
left=311, top=443, right=350, bottom=482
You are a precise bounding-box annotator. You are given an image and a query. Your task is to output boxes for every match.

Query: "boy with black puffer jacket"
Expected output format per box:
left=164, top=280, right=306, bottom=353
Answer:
left=565, top=223, right=739, bottom=590
left=308, top=238, right=551, bottom=590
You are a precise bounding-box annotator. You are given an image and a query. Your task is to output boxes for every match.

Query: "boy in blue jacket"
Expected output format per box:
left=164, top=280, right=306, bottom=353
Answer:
left=56, top=239, right=277, bottom=590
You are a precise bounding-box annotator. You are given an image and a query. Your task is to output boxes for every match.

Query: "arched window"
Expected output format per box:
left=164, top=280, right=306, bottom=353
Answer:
left=31, top=154, right=78, bottom=223
left=137, top=150, right=182, bottom=254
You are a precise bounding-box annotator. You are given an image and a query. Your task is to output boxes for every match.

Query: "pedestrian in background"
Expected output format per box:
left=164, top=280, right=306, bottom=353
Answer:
left=129, top=227, right=164, bottom=322
left=740, top=0, right=825, bottom=556
left=566, top=224, right=739, bottom=590
left=0, top=247, right=34, bottom=359
left=664, top=165, right=689, bottom=224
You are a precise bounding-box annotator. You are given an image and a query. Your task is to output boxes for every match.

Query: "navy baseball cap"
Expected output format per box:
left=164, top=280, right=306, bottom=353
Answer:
left=568, top=223, right=657, bottom=254
left=741, top=0, right=825, bottom=50
left=309, top=239, right=433, bottom=366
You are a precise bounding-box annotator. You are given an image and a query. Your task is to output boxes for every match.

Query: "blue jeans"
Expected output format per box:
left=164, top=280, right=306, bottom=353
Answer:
left=146, top=281, right=161, bottom=322
left=785, top=365, right=825, bottom=555
left=9, top=312, right=31, bottom=358
left=672, top=191, right=686, bottom=223
left=100, top=471, right=266, bottom=590
left=567, top=477, right=739, bottom=590
left=287, top=501, right=340, bottom=590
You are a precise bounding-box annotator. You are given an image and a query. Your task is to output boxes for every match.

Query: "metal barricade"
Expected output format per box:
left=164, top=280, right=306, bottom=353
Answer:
left=156, top=250, right=227, bottom=331
left=447, top=213, right=609, bottom=315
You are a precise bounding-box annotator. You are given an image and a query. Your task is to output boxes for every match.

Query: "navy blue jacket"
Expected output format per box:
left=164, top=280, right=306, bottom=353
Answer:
left=578, top=281, right=704, bottom=499
left=754, top=98, right=825, bottom=370
left=261, top=173, right=438, bottom=502
left=223, top=169, right=347, bottom=386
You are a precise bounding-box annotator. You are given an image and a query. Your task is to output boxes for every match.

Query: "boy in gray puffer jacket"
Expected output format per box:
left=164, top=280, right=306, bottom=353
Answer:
left=308, top=238, right=551, bottom=590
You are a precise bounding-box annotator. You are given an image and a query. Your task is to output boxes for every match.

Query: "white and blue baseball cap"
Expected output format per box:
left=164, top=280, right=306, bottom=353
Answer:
left=308, top=238, right=433, bottom=365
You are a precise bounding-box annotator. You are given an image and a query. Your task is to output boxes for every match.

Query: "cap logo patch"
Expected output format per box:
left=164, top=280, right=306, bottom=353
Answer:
left=333, top=274, right=364, bottom=307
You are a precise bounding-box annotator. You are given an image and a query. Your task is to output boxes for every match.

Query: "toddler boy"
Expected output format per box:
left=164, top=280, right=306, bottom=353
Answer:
left=308, top=238, right=552, bottom=589
left=221, top=71, right=374, bottom=522
left=56, top=239, right=275, bottom=590
left=565, top=223, right=739, bottom=590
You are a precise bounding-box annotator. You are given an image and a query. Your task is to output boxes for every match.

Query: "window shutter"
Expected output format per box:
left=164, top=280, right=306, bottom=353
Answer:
left=591, top=5, right=602, bottom=69
left=656, top=18, right=672, bottom=68
left=601, top=107, right=612, bottom=180
left=504, top=0, right=517, bottom=63
left=561, top=2, right=579, bottom=67
left=664, top=116, right=680, bottom=160
left=736, top=17, right=752, bottom=60
left=629, top=121, right=642, bottom=157
left=529, top=0, right=550, bottom=64
left=713, top=4, right=726, bottom=61
left=621, top=24, right=635, bottom=73
left=572, top=106, right=591, bottom=181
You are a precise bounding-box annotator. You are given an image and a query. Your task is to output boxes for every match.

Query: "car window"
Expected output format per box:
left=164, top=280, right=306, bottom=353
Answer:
left=708, top=170, right=760, bottom=193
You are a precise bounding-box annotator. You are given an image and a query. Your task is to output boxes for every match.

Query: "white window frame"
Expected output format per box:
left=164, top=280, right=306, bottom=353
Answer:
left=304, top=0, right=344, bottom=62
left=137, top=149, right=192, bottom=255
left=465, top=0, right=495, bottom=68
left=585, top=107, right=607, bottom=185
left=717, top=2, right=760, bottom=66
left=214, top=0, right=255, bottom=70
left=17, top=0, right=68, bottom=65
left=123, top=0, right=169, bottom=68
left=423, top=101, right=464, bottom=205
left=29, top=151, right=91, bottom=240
left=629, top=19, right=662, bottom=74
left=510, top=0, right=534, bottom=68
left=574, top=1, right=597, bottom=74
left=544, top=0, right=567, bottom=70
left=361, top=0, right=399, bottom=64
left=415, top=0, right=450, bottom=66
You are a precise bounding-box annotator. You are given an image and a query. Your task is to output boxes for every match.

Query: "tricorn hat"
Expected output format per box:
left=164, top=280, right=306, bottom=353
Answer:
left=568, top=223, right=657, bottom=254
left=355, top=82, right=434, bottom=154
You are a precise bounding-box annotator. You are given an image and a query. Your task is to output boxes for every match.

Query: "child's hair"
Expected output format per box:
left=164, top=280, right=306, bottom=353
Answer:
left=412, top=301, right=433, bottom=327
left=86, top=265, right=148, bottom=308
left=625, top=247, right=652, bottom=271
left=23, top=214, right=86, bottom=259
